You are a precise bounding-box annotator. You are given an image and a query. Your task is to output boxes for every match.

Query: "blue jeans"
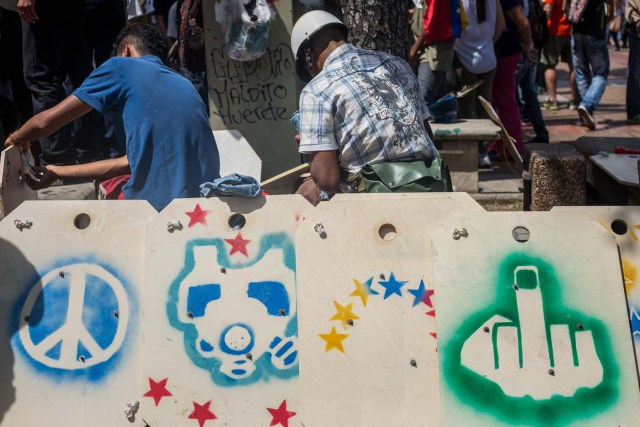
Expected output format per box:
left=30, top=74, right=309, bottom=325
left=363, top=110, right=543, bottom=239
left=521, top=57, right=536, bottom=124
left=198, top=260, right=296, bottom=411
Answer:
left=627, top=30, right=640, bottom=119
left=572, top=33, right=609, bottom=112
left=417, top=62, right=448, bottom=105
left=516, top=57, right=549, bottom=141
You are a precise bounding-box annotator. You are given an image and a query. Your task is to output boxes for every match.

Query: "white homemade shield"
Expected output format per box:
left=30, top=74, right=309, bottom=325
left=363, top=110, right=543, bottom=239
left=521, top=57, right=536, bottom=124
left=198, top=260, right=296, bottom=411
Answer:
left=552, top=206, right=640, bottom=384
left=0, top=200, right=154, bottom=426
left=433, top=211, right=640, bottom=426
left=138, top=195, right=310, bottom=426
left=295, top=193, right=483, bottom=426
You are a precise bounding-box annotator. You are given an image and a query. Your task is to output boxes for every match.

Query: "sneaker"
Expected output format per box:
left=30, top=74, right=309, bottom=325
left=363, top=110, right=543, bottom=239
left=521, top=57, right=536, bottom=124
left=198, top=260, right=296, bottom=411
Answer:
left=547, top=100, right=560, bottom=111
left=478, top=153, right=492, bottom=168
left=577, top=105, right=596, bottom=130
left=542, top=98, right=553, bottom=108
left=568, top=101, right=578, bottom=110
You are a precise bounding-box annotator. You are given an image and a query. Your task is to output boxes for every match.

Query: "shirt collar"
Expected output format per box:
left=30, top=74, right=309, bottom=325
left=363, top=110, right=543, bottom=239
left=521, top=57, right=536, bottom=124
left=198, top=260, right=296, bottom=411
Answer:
left=323, top=43, right=354, bottom=68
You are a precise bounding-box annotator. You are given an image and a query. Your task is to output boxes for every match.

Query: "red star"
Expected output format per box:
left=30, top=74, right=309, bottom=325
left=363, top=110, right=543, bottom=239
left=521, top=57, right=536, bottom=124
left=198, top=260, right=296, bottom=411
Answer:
left=143, top=377, right=172, bottom=406
left=224, top=232, right=251, bottom=257
left=426, top=309, right=435, bottom=317
left=267, top=400, right=296, bottom=427
left=429, top=332, right=437, bottom=339
left=422, top=289, right=434, bottom=307
left=185, top=204, right=210, bottom=227
left=188, top=400, right=217, bottom=427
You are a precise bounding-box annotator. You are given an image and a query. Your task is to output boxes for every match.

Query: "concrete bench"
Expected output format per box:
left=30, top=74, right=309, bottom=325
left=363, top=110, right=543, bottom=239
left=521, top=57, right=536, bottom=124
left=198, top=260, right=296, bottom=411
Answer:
left=524, top=143, right=585, bottom=211
left=569, top=137, right=640, bottom=204
left=431, top=119, right=501, bottom=193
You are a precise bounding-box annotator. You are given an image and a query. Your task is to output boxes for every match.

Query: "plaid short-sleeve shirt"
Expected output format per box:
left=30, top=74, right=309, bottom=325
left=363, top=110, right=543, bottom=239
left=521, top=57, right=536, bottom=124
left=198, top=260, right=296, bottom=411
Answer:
left=298, top=43, right=438, bottom=173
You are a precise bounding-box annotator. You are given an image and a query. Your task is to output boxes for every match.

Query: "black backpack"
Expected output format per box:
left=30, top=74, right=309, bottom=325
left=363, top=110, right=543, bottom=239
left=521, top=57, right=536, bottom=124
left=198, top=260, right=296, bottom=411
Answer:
left=528, top=0, right=549, bottom=50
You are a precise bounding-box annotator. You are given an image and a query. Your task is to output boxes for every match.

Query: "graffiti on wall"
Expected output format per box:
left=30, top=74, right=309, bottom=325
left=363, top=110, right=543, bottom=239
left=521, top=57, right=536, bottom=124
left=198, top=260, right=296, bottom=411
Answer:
left=167, top=232, right=298, bottom=387
left=442, top=254, right=618, bottom=425
left=12, top=259, right=136, bottom=381
left=209, top=43, right=295, bottom=126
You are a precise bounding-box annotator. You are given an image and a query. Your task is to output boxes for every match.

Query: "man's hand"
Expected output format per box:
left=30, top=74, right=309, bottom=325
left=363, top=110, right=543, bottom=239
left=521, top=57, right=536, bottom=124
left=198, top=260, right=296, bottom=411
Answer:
left=24, top=166, right=58, bottom=190
left=525, top=46, right=539, bottom=64
left=17, top=0, right=38, bottom=24
left=4, top=133, right=31, bottom=153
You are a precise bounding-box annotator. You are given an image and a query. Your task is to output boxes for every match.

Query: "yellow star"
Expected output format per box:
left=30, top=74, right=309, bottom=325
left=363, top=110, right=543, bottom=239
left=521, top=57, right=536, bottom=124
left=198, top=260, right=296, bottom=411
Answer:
left=622, top=259, right=637, bottom=291
left=349, top=277, right=378, bottom=306
left=318, top=326, right=349, bottom=353
left=329, top=301, right=360, bottom=327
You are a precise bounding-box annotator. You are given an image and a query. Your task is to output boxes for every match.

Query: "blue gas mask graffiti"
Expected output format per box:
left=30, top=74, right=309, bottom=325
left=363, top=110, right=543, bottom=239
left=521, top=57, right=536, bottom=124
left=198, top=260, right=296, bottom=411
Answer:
left=169, top=238, right=298, bottom=386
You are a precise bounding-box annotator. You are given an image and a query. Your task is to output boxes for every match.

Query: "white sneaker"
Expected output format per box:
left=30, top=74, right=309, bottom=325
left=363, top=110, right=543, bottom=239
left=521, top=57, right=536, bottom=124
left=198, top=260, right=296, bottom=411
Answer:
left=478, top=153, right=492, bottom=168
left=577, top=105, right=596, bottom=130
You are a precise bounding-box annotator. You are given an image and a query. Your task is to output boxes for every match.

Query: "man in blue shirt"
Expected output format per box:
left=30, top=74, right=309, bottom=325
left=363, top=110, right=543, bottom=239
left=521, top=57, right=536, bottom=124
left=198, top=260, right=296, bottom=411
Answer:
left=5, top=23, right=220, bottom=211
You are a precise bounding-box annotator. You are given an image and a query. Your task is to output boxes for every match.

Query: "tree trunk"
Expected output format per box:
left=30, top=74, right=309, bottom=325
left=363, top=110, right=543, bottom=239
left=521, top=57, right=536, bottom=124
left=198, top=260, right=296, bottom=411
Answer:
left=326, top=0, right=412, bottom=59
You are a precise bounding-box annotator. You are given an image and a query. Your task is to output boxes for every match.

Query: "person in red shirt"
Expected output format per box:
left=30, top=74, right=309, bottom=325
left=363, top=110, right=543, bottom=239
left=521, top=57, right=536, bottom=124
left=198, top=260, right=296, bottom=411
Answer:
left=541, top=0, right=578, bottom=110
left=409, top=0, right=462, bottom=104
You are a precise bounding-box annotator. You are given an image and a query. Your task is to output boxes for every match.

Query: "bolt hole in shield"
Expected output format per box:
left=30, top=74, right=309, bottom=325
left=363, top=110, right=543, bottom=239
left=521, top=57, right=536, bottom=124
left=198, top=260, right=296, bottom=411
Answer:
left=228, top=213, right=246, bottom=230
left=610, top=219, right=628, bottom=235
left=378, top=223, right=397, bottom=241
left=74, top=213, right=91, bottom=230
left=512, top=226, right=530, bottom=243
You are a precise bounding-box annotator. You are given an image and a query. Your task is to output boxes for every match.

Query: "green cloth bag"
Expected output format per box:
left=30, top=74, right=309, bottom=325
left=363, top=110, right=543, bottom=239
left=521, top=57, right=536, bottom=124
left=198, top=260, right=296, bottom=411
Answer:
left=346, top=156, right=453, bottom=193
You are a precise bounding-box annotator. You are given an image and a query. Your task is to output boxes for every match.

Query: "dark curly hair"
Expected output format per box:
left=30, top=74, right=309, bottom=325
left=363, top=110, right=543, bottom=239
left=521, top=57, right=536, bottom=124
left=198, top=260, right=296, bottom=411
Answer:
left=111, top=23, right=169, bottom=62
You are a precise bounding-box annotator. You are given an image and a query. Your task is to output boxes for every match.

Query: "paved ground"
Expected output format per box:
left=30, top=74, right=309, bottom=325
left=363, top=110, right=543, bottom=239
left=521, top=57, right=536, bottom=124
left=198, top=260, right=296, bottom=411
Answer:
left=474, top=45, right=637, bottom=211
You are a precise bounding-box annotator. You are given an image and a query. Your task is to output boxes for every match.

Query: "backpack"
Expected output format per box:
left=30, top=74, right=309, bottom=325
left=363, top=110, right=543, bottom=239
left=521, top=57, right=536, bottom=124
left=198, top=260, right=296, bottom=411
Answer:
left=566, top=0, right=590, bottom=24
left=528, top=0, right=549, bottom=50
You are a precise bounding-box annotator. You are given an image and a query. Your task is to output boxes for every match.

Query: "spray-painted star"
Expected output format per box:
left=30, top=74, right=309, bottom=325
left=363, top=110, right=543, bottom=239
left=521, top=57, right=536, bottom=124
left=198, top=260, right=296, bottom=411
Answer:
left=267, top=399, right=297, bottom=427
left=185, top=204, right=210, bottom=227
left=329, top=301, right=360, bottom=327
left=319, top=326, right=349, bottom=353
left=188, top=400, right=217, bottom=427
left=349, top=277, right=379, bottom=306
left=224, top=232, right=251, bottom=257
left=408, top=279, right=434, bottom=307
left=378, top=272, right=407, bottom=299
left=143, top=377, right=172, bottom=406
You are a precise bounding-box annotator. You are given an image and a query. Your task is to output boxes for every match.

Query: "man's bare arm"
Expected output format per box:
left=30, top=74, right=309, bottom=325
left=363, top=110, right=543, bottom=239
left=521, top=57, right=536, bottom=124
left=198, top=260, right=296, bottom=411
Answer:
left=308, top=150, right=340, bottom=193
left=27, top=156, right=131, bottom=190
left=5, top=95, right=93, bottom=150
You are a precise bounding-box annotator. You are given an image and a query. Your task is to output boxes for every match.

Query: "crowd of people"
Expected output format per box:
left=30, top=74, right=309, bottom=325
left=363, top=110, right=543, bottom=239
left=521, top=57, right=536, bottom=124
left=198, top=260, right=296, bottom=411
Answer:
left=1, top=1, right=639, bottom=209
left=0, top=0, right=216, bottom=211
left=409, top=0, right=639, bottom=166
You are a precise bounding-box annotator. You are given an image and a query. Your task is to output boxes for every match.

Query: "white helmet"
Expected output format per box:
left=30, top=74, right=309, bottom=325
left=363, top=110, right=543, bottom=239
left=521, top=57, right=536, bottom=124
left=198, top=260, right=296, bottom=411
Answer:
left=290, top=10, right=348, bottom=82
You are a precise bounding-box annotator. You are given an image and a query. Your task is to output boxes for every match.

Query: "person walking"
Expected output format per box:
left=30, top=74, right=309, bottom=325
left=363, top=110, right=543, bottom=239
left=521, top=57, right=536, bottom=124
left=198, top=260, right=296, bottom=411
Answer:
left=542, top=0, right=579, bottom=110
left=626, top=0, right=640, bottom=123
left=570, top=0, right=614, bottom=129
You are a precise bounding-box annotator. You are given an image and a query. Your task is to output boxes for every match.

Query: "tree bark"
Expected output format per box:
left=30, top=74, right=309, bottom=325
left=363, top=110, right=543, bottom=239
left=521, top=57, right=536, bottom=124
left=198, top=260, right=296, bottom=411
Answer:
left=326, top=0, right=413, bottom=59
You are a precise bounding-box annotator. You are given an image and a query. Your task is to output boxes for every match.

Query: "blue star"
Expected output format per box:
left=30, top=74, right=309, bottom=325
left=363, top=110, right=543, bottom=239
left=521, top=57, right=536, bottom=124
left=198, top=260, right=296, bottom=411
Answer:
left=378, top=273, right=407, bottom=299
left=408, top=280, right=428, bottom=307
left=631, top=308, right=640, bottom=341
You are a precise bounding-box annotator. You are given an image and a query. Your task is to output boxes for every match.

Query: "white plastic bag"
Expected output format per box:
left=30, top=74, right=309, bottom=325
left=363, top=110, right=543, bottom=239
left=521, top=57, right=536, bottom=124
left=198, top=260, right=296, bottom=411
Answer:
left=224, top=0, right=273, bottom=61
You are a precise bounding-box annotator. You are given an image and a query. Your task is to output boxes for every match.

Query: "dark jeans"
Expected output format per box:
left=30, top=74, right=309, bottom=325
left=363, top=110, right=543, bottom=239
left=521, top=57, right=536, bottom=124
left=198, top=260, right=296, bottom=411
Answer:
left=80, top=0, right=127, bottom=159
left=85, top=0, right=127, bottom=67
left=418, top=62, right=448, bottom=105
left=22, top=0, right=93, bottom=165
left=627, top=30, right=640, bottom=119
left=516, top=57, right=549, bottom=142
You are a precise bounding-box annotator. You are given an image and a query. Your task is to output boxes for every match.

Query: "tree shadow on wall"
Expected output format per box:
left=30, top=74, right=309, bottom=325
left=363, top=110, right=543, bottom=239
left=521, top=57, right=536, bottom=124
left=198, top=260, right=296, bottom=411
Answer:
left=0, top=238, right=40, bottom=424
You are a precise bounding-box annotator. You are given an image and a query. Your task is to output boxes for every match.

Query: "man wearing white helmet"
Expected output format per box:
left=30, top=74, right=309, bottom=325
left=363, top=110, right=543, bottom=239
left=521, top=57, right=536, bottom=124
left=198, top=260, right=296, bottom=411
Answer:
left=291, top=10, right=447, bottom=201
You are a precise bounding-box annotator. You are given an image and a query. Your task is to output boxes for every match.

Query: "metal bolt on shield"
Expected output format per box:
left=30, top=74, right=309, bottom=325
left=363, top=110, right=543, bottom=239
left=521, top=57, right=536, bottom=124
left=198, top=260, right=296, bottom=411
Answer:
left=452, top=228, right=468, bottom=240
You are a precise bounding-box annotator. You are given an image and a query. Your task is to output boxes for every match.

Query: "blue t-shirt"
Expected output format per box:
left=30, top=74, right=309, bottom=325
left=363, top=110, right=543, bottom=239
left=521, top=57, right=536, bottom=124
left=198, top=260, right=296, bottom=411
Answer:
left=74, top=55, right=220, bottom=211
